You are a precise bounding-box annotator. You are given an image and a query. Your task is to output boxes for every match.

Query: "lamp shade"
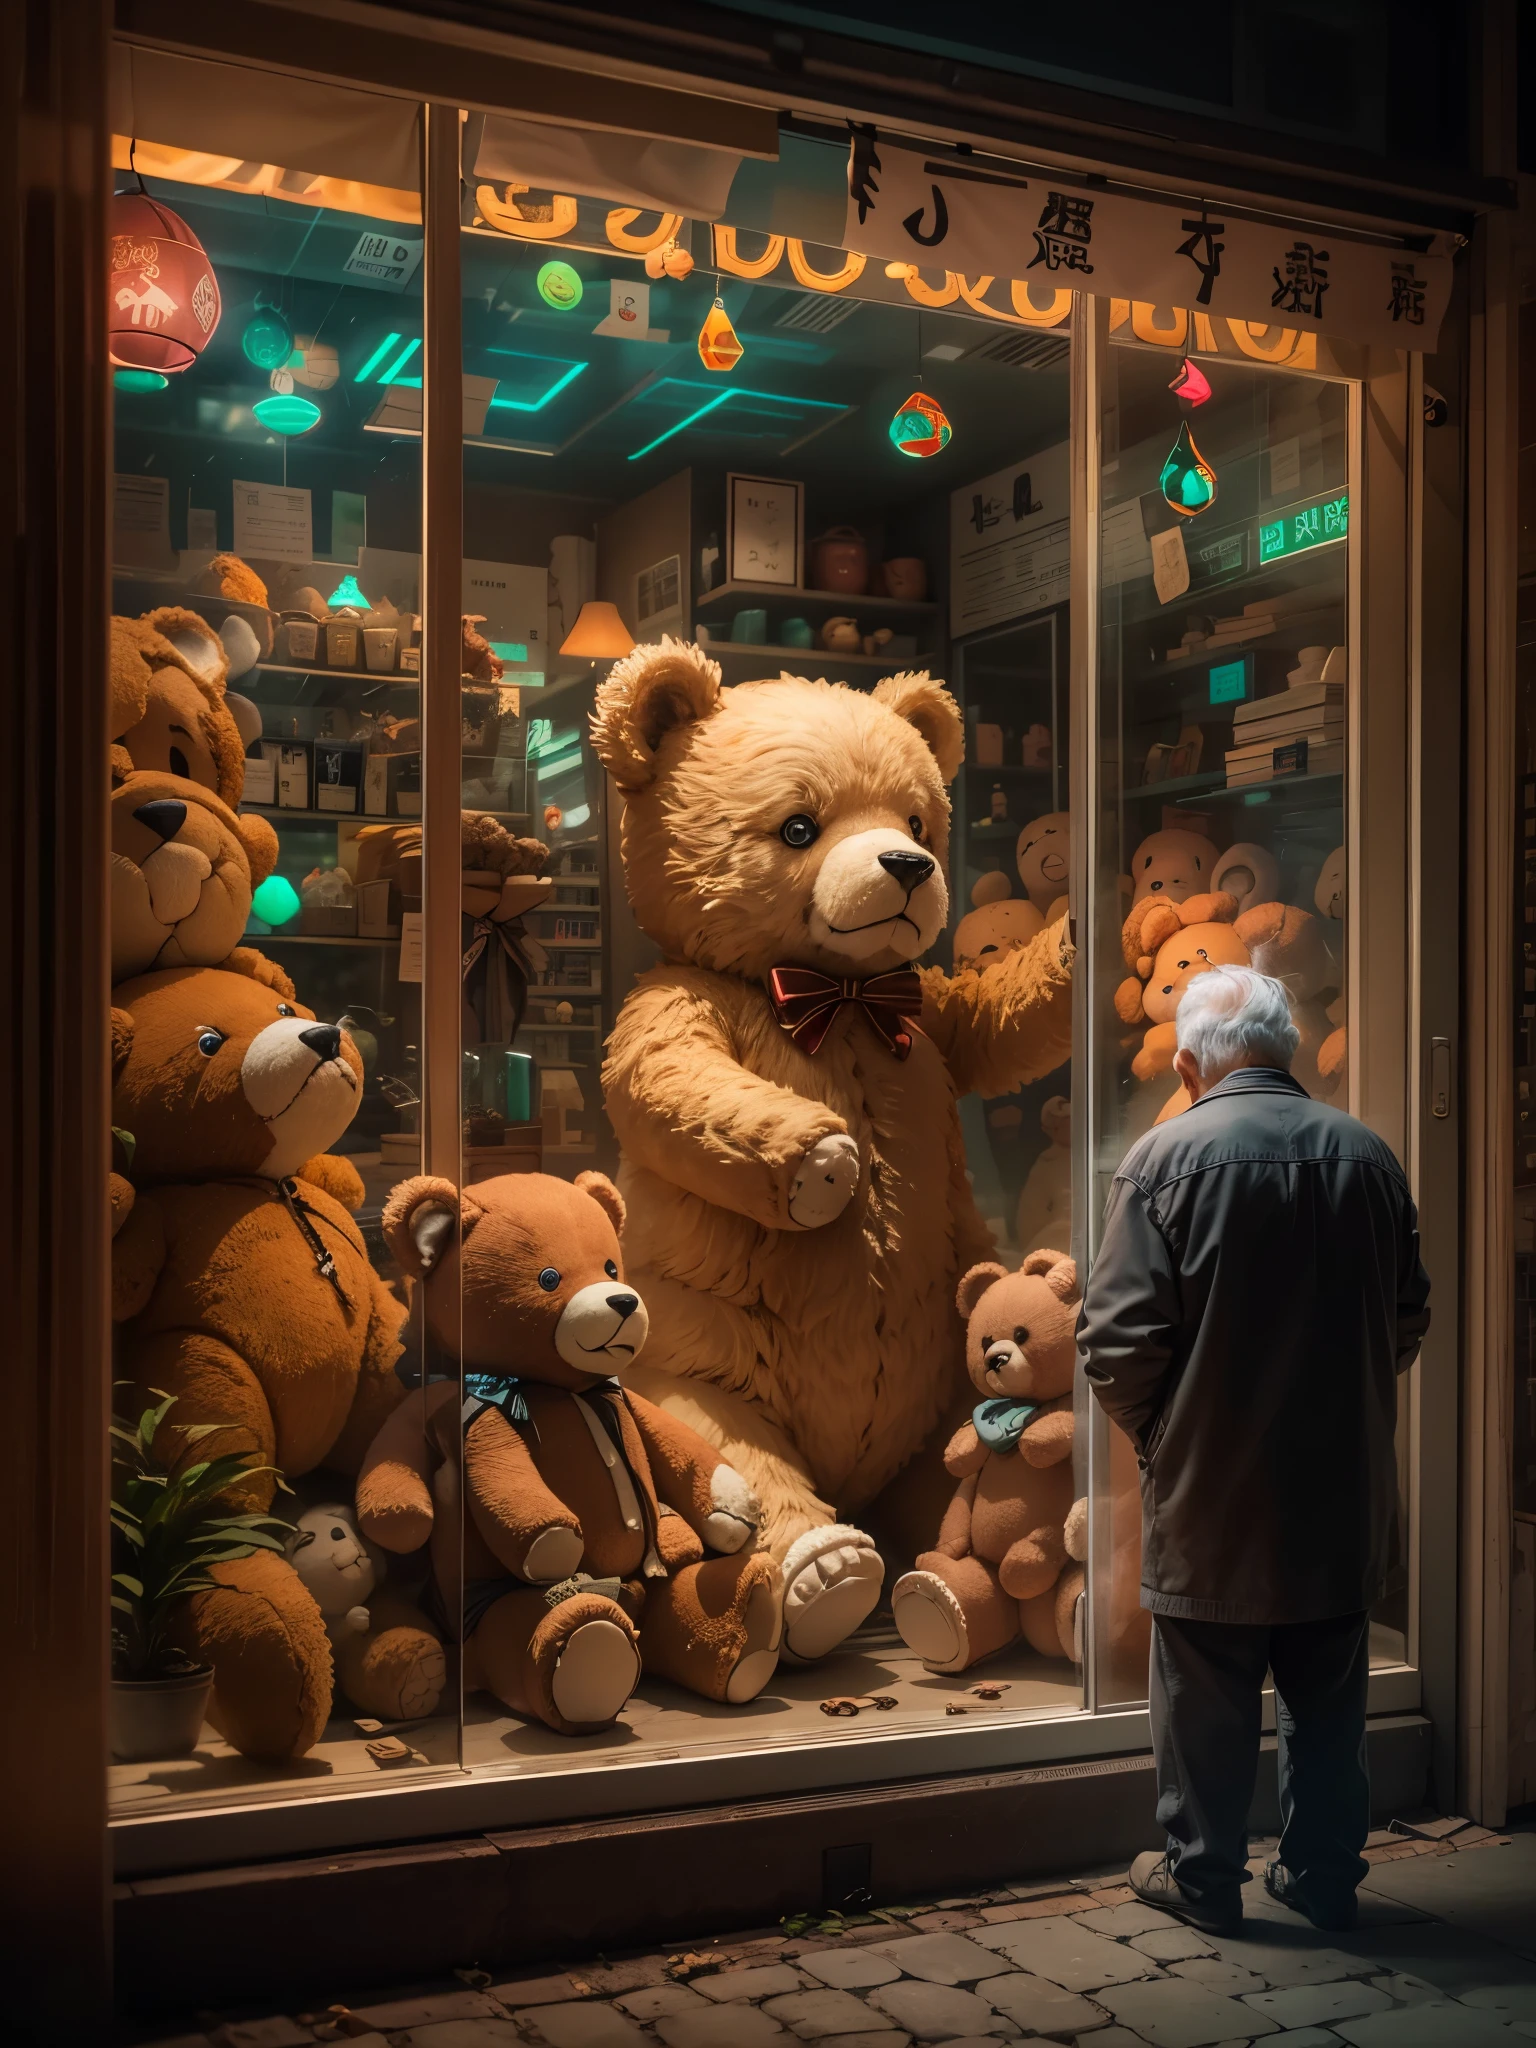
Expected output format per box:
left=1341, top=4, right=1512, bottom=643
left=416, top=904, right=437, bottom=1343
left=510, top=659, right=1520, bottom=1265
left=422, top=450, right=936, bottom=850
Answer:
left=109, top=192, right=221, bottom=374
left=559, top=602, right=635, bottom=659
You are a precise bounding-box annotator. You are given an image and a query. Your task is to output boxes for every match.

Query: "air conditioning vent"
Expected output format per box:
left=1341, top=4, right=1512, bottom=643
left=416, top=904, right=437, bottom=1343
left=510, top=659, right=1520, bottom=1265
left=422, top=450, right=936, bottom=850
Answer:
left=965, top=329, right=1070, bottom=372
left=775, top=293, right=862, bottom=334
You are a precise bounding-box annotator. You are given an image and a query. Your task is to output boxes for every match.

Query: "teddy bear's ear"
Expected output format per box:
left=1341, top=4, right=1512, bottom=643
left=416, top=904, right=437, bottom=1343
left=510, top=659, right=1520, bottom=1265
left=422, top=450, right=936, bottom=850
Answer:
left=590, top=637, right=723, bottom=791
left=1022, top=1247, right=1079, bottom=1300
left=575, top=1170, right=625, bottom=1236
left=382, top=1175, right=478, bottom=1279
left=872, top=671, right=964, bottom=785
left=1179, top=890, right=1239, bottom=927
left=956, top=1259, right=1008, bottom=1317
left=110, top=1007, right=134, bottom=1081
left=1113, top=976, right=1147, bottom=1026
left=1122, top=899, right=1182, bottom=974
left=141, top=605, right=228, bottom=694
left=110, top=618, right=153, bottom=741
left=221, top=947, right=299, bottom=1001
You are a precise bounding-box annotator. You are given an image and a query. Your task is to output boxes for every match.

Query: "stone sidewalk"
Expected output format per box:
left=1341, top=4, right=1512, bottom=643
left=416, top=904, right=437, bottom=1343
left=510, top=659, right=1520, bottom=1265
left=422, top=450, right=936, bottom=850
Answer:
left=131, top=1819, right=1536, bottom=2048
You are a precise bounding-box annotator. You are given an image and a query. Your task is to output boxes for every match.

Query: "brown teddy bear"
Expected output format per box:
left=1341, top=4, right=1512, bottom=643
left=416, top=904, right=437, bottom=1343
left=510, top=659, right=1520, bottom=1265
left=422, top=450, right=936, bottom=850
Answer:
left=1115, top=892, right=1259, bottom=1123
left=1014, top=811, right=1070, bottom=918
left=952, top=897, right=1045, bottom=972
left=111, top=958, right=423, bottom=1758
left=356, top=1172, right=782, bottom=1736
left=592, top=640, right=1074, bottom=1663
left=111, top=605, right=260, bottom=804
left=891, top=1250, right=1080, bottom=1672
left=1126, top=826, right=1218, bottom=906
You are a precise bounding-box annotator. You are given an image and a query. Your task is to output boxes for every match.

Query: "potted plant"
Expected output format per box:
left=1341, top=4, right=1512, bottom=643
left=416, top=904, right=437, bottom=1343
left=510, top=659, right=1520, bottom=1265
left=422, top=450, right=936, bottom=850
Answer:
left=110, top=1390, right=293, bottom=1762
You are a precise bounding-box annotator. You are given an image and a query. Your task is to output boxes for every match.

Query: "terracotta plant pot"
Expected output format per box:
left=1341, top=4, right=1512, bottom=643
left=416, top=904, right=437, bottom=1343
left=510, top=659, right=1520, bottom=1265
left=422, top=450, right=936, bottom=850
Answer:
left=809, top=527, right=869, bottom=595
left=110, top=1667, right=214, bottom=1761
left=879, top=556, right=929, bottom=602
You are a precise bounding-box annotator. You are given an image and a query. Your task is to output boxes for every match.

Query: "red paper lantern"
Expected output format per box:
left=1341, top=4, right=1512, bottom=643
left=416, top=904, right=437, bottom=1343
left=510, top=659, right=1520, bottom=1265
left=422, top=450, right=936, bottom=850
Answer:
left=109, top=192, right=221, bottom=375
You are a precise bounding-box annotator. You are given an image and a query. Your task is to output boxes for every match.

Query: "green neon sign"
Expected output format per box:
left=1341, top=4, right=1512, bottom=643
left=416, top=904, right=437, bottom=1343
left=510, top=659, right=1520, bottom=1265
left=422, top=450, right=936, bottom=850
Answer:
left=1208, top=657, right=1251, bottom=705
left=1259, top=491, right=1349, bottom=563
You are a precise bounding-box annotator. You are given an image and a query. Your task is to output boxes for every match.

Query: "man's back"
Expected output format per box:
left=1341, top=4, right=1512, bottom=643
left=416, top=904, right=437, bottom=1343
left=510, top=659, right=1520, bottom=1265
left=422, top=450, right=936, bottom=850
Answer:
left=1078, top=1067, right=1431, bottom=1625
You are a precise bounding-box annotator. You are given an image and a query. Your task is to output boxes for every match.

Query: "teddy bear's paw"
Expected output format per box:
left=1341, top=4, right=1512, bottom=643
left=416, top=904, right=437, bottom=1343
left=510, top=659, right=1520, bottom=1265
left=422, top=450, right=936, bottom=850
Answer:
left=524, top=1523, right=586, bottom=1583
left=890, top=1570, right=971, bottom=1673
left=724, top=1566, right=783, bottom=1703
left=780, top=1524, right=884, bottom=1662
left=703, top=1464, right=761, bottom=1553
left=550, top=1618, right=642, bottom=1727
left=788, top=1133, right=860, bottom=1229
left=1063, top=1497, right=1089, bottom=1563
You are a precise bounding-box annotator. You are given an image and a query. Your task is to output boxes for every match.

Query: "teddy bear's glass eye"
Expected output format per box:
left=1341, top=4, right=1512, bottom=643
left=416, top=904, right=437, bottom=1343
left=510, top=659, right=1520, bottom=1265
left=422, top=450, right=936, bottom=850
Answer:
left=979, top=1334, right=992, bottom=1351
left=276, top=1003, right=295, bottom=1017
left=331, top=1526, right=346, bottom=1543
left=780, top=814, right=819, bottom=849
left=196, top=1027, right=226, bottom=1057
left=604, top=1259, right=618, bottom=1279
left=1013, top=1325, right=1029, bottom=1344
left=1177, top=959, right=1190, bottom=971
left=1162, top=984, right=1174, bottom=995
left=538, top=1266, right=561, bottom=1291
left=909, top=815, right=924, bottom=840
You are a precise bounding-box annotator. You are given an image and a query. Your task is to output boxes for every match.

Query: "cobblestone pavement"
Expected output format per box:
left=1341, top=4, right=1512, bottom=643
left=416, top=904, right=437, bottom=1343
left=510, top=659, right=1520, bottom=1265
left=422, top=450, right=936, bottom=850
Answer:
left=131, top=1820, right=1536, bottom=2048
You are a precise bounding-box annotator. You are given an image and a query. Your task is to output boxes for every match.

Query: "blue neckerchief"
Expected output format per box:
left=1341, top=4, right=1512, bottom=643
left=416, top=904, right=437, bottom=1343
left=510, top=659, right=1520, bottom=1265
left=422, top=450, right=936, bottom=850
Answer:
left=394, top=1355, right=622, bottom=1438
left=973, top=1396, right=1041, bottom=1453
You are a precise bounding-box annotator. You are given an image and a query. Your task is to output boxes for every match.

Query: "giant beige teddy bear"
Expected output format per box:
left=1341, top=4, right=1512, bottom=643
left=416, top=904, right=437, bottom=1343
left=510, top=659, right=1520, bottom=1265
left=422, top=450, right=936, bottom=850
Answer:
left=593, top=641, right=1074, bottom=1663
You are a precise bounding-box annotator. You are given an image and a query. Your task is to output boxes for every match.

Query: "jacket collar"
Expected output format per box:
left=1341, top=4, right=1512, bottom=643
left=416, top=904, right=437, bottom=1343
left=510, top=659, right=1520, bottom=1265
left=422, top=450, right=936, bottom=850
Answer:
left=1191, top=1065, right=1310, bottom=1107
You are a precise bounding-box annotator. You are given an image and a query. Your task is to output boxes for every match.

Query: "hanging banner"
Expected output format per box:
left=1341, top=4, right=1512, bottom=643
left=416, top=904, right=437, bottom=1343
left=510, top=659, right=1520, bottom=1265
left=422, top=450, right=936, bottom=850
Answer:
left=844, top=135, right=1452, bottom=354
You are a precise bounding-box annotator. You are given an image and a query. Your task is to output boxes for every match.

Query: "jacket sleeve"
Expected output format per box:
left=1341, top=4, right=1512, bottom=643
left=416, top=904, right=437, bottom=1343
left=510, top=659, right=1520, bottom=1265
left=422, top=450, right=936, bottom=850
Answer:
left=1395, top=1187, right=1432, bottom=1373
left=1076, top=1173, right=1182, bottom=1455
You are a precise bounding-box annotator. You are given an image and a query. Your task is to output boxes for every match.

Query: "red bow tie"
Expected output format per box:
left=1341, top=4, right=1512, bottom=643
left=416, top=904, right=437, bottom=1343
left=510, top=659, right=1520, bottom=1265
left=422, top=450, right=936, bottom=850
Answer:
left=768, top=965, right=923, bottom=1060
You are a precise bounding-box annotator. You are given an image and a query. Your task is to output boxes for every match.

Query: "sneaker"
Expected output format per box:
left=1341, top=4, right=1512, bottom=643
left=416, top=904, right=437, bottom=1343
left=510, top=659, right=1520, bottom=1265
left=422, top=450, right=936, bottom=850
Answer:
left=1128, top=1849, right=1243, bottom=1934
left=1263, top=1858, right=1358, bottom=1932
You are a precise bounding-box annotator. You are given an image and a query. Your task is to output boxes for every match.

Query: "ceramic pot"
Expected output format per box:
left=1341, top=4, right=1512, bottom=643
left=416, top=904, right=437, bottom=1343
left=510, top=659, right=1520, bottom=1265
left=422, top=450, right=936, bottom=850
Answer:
left=730, top=608, right=768, bottom=644
left=821, top=616, right=861, bottom=652
left=879, top=556, right=929, bottom=602
left=809, top=527, right=869, bottom=595
left=780, top=617, right=814, bottom=649
left=110, top=1667, right=214, bottom=1762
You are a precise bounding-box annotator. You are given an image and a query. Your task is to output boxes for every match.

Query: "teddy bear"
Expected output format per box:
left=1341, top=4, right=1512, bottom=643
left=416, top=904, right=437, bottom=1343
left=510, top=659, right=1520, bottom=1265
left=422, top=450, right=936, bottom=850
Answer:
left=1209, top=840, right=1281, bottom=912
left=111, top=605, right=262, bottom=803
left=1236, top=896, right=1338, bottom=1096
left=1115, top=892, right=1256, bottom=1123
left=1015, top=1095, right=1071, bottom=1255
left=592, top=640, right=1075, bottom=1663
left=356, top=1172, right=783, bottom=1736
left=111, top=956, right=412, bottom=1758
left=890, top=1250, right=1081, bottom=1672
left=1015, top=811, right=1070, bottom=919
left=285, top=1501, right=446, bottom=1722
left=1127, top=826, right=1218, bottom=906
left=952, top=896, right=1045, bottom=972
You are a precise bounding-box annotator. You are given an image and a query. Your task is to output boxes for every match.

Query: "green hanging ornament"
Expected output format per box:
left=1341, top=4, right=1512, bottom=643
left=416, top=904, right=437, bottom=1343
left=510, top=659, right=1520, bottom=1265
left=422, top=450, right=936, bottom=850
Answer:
left=1159, top=419, right=1218, bottom=518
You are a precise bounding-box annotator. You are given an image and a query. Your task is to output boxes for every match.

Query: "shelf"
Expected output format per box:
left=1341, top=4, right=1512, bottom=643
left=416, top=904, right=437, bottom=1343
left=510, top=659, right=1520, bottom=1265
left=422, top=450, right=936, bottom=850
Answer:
left=242, top=806, right=411, bottom=826
left=964, top=819, right=1029, bottom=841
left=695, top=582, right=937, bottom=616
left=247, top=932, right=397, bottom=948
left=701, top=640, right=931, bottom=670
left=253, top=662, right=420, bottom=688
left=1146, top=605, right=1346, bottom=674
left=1180, top=770, right=1343, bottom=811
left=533, top=984, right=603, bottom=997
left=964, top=763, right=1055, bottom=778
left=1125, top=770, right=1226, bottom=802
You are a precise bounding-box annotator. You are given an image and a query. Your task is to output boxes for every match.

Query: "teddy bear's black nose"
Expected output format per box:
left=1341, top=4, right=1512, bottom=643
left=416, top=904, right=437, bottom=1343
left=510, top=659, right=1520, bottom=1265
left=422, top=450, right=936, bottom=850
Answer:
left=134, top=798, right=187, bottom=844
left=298, top=1023, right=342, bottom=1063
left=606, top=1292, right=639, bottom=1318
left=879, top=848, right=935, bottom=889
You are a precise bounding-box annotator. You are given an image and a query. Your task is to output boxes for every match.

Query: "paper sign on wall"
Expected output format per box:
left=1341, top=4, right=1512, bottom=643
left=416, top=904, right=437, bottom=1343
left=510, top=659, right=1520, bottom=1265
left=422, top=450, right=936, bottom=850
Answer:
left=232, top=480, right=313, bottom=564
left=343, top=231, right=423, bottom=292
left=113, top=474, right=174, bottom=570
left=950, top=442, right=1070, bottom=637
left=1150, top=526, right=1191, bottom=605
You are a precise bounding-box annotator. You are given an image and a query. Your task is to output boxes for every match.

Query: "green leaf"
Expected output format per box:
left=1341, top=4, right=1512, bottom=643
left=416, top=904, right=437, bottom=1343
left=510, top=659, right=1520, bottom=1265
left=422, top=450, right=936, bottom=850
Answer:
left=110, top=1595, right=137, bottom=1618
left=111, top=1573, right=144, bottom=1598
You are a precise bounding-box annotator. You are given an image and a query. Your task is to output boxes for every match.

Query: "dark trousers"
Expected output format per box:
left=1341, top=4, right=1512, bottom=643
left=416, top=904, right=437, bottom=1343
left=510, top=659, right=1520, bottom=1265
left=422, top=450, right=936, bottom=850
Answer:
left=1150, top=1609, right=1371, bottom=1909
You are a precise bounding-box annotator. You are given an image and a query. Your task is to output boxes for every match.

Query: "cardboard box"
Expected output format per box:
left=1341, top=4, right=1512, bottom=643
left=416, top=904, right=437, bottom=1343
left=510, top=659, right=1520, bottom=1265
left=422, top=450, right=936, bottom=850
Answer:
left=260, top=740, right=310, bottom=809
left=314, top=741, right=365, bottom=814
left=364, top=750, right=422, bottom=817
left=242, top=754, right=276, bottom=806
left=354, top=877, right=398, bottom=939
left=299, top=904, right=356, bottom=937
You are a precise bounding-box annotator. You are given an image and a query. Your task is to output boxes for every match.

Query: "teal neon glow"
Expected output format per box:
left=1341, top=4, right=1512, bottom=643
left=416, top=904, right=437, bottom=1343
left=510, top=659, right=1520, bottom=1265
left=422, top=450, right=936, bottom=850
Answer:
left=536, top=260, right=583, bottom=310
left=251, top=875, right=302, bottom=925
left=242, top=305, right=295, bottom=371
left=377, top=337, right=422, bottom=387
left=327, top=574, right=370, bottom=609
left=354, top=332, right=402, bottom=382
left=486, top=358, right=588, bottom=412
left=625, top=380, right=844, bottom=463
left=252, top=393, right=321, bottom=435
left=1208, top=659, right=1250, bottom=705
left=487, top=641, right=528, bottom=662
left=1258, top=492, right=1349, bottom=564
left=113, top=368, right=169, bottom=392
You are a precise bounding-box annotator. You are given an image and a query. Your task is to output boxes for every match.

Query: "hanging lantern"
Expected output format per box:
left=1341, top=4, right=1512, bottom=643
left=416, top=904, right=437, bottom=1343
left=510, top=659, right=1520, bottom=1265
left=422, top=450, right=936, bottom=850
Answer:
left=109, top=191, right=221, bottom=374
left=697, top=296, right=743, bottom=373
left=252, top=392, right=321, bottom=436
left=888, top=389, right=952, bottom=459
left=1159, top=420, right=1218, bottom=517
left=1169, top=358, right=1212, bottom=406
left=241, top=298, right=295, bottom=371
left=536, top=261, right=584, bottom=311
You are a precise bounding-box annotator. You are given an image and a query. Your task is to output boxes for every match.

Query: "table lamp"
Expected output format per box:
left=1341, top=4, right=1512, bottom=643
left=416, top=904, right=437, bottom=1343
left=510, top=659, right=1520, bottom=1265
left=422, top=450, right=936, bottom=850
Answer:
left=559, top=602, right=635, bottom=662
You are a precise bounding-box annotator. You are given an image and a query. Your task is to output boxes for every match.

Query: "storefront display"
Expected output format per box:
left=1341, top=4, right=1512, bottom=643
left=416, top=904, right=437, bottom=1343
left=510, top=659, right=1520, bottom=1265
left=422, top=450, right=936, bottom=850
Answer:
left=92, top=36, right=1451, bottom=1898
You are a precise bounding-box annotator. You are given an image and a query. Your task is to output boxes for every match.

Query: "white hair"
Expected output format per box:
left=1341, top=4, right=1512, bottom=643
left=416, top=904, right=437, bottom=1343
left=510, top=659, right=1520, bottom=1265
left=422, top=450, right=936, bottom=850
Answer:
left=1175, top=964, right=1299, bottom=1074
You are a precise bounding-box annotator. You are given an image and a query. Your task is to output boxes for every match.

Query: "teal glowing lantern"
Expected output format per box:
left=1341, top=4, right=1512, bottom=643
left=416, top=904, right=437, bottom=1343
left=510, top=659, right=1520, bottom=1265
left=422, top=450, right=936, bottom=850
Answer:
left=1159, top=420, right=1218, bottom=518
left=113, top=367, right=169, bottom=393
left=537, top=261, right=583, bottom=311
left=242, top=301, right=295, bottom=371
left=251, top=874, right=302, bottom=926
left=252, top=392, right=321, bottom=436
left=889, top=389, right=952, bottom=459
left=326, top=573, right=370, bottom=610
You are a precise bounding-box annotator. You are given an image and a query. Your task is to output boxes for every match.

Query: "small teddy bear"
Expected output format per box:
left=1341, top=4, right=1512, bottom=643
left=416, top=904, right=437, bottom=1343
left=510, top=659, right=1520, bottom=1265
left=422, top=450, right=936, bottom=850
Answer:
left=1015, top=811, right=1070, bottom=918
left=890, top=1249, right=1081, bottom=1673
left=952, top=897, right=1045, bottom=973
left=285, top=1501, right=445, bottom=1722
left=1126, top=826, right=1218, bottom=907
left=1015, top=1095, right=1071, bottom=1255
left=357, top=1171, right=783, bottom=1737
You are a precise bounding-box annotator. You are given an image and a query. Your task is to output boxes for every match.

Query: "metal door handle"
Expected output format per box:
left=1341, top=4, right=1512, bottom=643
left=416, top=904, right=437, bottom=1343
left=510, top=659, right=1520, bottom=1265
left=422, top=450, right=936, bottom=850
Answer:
left=1430, top=1036, right=1451, bottom=1118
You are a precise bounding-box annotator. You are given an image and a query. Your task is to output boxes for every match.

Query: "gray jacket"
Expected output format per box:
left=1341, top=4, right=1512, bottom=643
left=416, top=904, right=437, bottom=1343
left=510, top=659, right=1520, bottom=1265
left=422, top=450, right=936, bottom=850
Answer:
left=1077, top=1067, right=1431, bottom=1625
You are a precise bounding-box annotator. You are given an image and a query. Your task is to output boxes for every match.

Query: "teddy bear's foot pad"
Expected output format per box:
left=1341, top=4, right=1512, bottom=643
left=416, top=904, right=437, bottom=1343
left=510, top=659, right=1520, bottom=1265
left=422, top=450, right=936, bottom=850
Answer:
left=891, top=1570, right=971, bottom=1673
left=724, top=1571, right=783, bottom=1703
left=780, top=1524, right=884, bottom=1663
left=550, top=1618, right=641, bottom=1727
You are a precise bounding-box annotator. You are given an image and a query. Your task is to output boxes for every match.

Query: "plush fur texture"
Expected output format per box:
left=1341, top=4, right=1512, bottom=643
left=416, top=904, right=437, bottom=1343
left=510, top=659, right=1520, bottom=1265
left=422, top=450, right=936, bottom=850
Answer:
left=891, top=1250, right=1080, bottom=1672
left=1127, top=827, right=1219, bottom=907
left=1015, top=811, right=1070, bottom=915
left=953, top=897, right=1046, bottom=972
left=592, top=642, right=1074, bottom=1659
left=111, top=962, right=408, bottom=1760
left=111, top=606, right=248, bottom=808
left=356, top=1172, right=781, bottom=1736
left=111, top=772, right=278, bottom=982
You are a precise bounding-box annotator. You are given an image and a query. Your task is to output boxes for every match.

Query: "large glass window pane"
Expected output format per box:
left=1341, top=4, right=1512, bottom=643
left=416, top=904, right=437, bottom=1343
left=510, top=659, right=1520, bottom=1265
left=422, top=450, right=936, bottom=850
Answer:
left=107, top=138, right=459, bottom=1810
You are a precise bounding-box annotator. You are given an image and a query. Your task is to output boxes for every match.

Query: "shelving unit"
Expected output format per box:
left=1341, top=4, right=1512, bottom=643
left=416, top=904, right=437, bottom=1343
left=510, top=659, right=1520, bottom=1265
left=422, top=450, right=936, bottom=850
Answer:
left=695, top=582, right=937, bottom=616
left=702, top=640, right=927, bottom=670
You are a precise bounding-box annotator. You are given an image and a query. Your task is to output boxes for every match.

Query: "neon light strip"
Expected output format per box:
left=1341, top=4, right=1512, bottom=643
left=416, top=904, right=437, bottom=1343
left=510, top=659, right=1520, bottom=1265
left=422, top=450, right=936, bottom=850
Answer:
left=378, top=337, right=423, bottom=386
left=354, top=332, right=401, bottom=382
left=487, top=361, right=588, bottom=413
left=627, top=385, right=844, bottom=462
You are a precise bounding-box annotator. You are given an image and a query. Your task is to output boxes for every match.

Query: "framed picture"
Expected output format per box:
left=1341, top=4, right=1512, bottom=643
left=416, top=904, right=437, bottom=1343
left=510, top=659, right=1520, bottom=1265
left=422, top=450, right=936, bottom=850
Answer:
left=727, top=473, right=803, bottom=589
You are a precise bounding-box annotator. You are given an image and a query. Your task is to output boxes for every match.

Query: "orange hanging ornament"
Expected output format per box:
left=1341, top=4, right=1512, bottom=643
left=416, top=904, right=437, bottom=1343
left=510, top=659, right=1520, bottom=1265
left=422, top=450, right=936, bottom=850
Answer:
left=697, top=295, right=743, bottom=373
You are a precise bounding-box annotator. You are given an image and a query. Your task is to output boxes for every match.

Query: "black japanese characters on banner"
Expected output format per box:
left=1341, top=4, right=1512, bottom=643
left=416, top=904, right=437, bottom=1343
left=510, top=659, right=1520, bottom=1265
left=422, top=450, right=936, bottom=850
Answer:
left=842, top=133, right=1452, bottom=353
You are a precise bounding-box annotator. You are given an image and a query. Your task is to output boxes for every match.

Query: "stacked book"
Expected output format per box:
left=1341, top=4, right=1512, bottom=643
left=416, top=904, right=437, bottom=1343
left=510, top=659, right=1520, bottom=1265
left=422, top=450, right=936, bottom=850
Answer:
left=1226, top=682, right=1343, bottom=787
